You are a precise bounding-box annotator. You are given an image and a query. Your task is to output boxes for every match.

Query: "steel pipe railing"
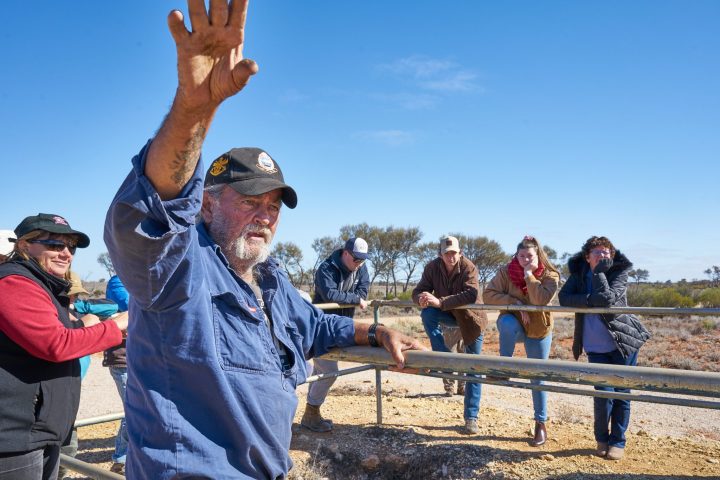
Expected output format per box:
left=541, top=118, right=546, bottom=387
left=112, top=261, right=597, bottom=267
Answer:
left=74, top=412, right=125, bottom=428
left=64, top=299, right=718, bottom=475
left=324, top=347, right=720, bottom=398
left=59, top=454, right=124, bottom=479
left=422, top=371, right=720, bottom=410
left=371, top=299, right=720, bottom=316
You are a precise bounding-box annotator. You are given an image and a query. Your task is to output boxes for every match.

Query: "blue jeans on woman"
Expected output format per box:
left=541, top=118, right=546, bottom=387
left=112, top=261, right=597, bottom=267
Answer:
left=109, top=366, right=129, bottom=464
left=421, top=307, right=484, bottom=420
left=496, top=313, right=552, bottom=422
left=586, top=349, right=638, bottom=448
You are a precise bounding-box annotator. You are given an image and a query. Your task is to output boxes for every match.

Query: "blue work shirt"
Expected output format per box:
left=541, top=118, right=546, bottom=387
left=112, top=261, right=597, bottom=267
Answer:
left=104, top=142, right=355, bottom=479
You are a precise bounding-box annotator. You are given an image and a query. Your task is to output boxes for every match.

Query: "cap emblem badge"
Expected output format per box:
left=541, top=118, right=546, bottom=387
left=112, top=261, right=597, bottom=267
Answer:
left=53, top=216, right=69, bottom=225
left=256, top=152, right=278, bottom=174
left=209, top=157, right=228, bottom=176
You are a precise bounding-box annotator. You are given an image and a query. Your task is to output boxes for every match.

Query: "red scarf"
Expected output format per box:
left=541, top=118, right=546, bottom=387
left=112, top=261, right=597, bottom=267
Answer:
left=507, top=257, right=545, bottom=295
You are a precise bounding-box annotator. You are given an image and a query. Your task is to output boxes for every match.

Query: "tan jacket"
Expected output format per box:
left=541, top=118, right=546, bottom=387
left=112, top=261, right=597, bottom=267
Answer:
left=483, top=266, right=560, bottom=339
left=412, top=256, right=487, bottom=344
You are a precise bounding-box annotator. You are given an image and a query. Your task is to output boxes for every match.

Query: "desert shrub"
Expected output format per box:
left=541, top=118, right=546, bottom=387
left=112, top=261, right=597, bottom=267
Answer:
left=627, top=286, right=654, bottom=307
left=391, top=290, right=414, bottom=301
left=649, top=288, right=694, bottom=308
left=661, top=355, right=699, bottom=371
left=697, top=288, right=720, bottom=308
left=391, top=318, right=426, bottom=338
left=707, top=352, right=720, bottom=363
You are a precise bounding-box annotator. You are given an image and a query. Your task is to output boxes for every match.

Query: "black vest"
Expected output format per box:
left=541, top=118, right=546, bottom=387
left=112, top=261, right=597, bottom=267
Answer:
left=0, top=259, right=81, bottom=453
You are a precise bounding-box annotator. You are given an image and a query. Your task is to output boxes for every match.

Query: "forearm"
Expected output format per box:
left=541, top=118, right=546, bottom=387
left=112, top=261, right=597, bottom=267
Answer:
left=526, top=276, right=559, bottom=305
left=145, top=100, right=217, bottom=200
left=353, top=322, right=388, bottom=347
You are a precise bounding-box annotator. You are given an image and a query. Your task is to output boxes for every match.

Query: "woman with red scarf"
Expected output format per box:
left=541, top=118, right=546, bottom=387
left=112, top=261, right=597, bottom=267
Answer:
left=483, top=236, right=560, bottom=446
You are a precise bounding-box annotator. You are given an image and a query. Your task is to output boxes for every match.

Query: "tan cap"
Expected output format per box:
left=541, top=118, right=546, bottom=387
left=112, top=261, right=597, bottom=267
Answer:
left=68, top=271, right=89, bottom=297
left=440, top=235, right=460, bottom=254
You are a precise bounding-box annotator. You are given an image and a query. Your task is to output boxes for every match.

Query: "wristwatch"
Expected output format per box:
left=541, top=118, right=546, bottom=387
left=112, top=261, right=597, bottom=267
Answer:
left=368, top=323, right=384, bottom=348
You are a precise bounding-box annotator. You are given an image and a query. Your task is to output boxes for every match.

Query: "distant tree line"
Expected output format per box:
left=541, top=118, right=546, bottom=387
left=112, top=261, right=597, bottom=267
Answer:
left=271, top=224, right=513, bottom=296
left=98, top=245, right=720, bottom=309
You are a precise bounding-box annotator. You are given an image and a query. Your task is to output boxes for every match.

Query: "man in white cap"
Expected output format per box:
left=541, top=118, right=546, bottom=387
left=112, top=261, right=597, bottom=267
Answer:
left=412, top=235, right=488, bottom=434
left=303, top=237, right=371, bottom=431
left=0, top=230, right=14, bottom=262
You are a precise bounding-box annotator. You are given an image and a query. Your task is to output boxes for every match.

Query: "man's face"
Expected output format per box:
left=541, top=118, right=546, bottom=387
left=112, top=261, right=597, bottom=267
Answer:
left=203, top=186, right=282, bottom=267
left=441, top=250, right=461, bottom=271
left=341, top=249, right=365, bottom=272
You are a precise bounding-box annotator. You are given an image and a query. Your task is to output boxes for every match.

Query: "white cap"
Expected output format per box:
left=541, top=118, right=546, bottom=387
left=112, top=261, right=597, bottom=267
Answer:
left=440, top=235, right=460, bottom=254
left=344, top=237, right=369, bottom=260
left=0, top=230, right=15, bottom=256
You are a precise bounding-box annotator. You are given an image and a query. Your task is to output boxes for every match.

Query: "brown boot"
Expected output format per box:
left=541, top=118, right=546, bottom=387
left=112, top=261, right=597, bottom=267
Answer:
left=456, top=381, right=465, bottom=396
left=530, top=421, right=547, bottom=447
left=301, top=404, right=333, bottom=432
left=442, top=378, right=455, bottom=397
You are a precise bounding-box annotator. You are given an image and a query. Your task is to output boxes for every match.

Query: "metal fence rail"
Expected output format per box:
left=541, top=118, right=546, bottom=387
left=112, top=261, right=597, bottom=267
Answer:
left=322, top=300, right=720, bottom=423
left=63, top=300, right=719, bottom=477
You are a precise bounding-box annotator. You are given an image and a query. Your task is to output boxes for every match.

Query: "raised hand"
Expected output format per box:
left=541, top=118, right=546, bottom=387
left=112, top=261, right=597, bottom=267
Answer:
left=168, top=0, right=259, bottom=112
left=145, top=0, right=260, bottom=200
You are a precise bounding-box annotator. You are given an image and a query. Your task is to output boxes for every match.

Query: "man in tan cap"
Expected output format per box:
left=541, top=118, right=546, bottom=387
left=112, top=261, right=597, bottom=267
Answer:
left=412, top=235, right=488, bottom=434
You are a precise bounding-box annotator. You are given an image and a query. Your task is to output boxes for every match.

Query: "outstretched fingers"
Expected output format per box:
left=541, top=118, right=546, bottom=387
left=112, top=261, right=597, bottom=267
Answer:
left=209, top=0, right=229, bottom=27
left=187, top=0, right=210, bottom=31
left=167, top=10, right=190, bottom=45
left=228, top=0, right=250, bottom=30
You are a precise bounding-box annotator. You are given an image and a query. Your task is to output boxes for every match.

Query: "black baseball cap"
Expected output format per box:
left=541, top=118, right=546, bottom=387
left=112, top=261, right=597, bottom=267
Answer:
left=14, top=213, right=90, bottom=248
left=204, top=148, right=298, bottom=209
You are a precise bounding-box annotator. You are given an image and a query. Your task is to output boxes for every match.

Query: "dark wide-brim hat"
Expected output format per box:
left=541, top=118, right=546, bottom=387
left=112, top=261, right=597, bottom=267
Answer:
left=14, top=213, right=90, bottom=248
left=204, top=147, right=298, bottom=209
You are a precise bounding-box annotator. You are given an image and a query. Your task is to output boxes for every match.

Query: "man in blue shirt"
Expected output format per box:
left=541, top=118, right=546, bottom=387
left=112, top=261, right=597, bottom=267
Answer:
left=104, top=1, right=422, bottom=478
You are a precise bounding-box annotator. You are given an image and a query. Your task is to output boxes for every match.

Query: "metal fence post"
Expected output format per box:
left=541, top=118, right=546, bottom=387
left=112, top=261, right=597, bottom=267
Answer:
left=373, top=301, right=383, bottom=425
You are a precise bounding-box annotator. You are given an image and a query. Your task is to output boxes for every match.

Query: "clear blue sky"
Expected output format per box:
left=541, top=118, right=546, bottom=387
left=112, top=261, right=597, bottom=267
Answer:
left=1, top=1, right=718, bottom=282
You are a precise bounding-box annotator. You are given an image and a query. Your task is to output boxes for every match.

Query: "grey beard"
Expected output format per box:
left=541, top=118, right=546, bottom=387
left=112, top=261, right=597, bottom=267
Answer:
left=231, top=228, right=271, bottom=264
left=209, top=215, right=273, bottom=270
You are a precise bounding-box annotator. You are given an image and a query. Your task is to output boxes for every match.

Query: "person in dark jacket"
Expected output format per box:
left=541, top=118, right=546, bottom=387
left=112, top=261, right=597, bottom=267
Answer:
left=559, top=236, right=650, bottom=461
left=303, top=238, right=370, bottom=432
left=0, top=213, right=126, bottom=480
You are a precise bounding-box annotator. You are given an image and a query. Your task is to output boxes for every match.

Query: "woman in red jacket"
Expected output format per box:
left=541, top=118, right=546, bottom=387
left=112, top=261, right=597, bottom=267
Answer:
left=0, top=213, right=127, bottom=480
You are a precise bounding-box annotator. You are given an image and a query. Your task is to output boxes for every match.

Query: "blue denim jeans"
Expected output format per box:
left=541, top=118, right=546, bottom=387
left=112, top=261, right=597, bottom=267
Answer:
left=421, top=307, right=484, bottom=420
left=109, top=366, right=129, bottom=464
left=586, top=349, right=638, bottom=448
left=0, top=446, right=59, bottom=480
left=496, top=313, right=552, bottom=422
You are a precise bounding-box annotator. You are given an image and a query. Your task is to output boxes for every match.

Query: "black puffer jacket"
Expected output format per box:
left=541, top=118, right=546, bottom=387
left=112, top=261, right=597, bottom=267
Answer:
left=0, top=258, right=81, bottom=453
left=558, top=250, right=650, bottom=360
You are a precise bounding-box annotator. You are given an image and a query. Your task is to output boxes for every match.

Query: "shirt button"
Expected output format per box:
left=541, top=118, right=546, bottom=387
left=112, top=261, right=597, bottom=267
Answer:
left=271, top=348, right=277, bottom=354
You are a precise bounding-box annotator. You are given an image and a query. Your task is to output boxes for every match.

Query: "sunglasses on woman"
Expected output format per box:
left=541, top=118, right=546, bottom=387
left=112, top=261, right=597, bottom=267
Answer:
left=28, top=239, right=77, bottom=255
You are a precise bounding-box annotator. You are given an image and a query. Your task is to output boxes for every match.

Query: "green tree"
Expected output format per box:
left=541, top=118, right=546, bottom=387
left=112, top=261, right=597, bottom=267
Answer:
left=629, top=268, right=650, bottom=285
left=271, top=241, right=306, bottom=288
left=704, top=266, right=720, bottom=287
left=310, top=236, right=337, bottom=288
left=450, top=233, right=509, bottom=287
left=97, top=252, right=115, bottom=277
